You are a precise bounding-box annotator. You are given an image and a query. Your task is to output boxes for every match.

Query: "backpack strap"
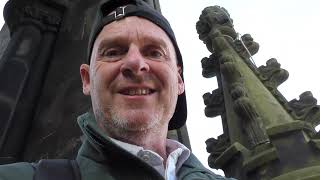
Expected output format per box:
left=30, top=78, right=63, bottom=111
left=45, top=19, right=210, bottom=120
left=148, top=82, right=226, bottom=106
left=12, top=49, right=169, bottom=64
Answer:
left=33, top=159, right=81, bottom=180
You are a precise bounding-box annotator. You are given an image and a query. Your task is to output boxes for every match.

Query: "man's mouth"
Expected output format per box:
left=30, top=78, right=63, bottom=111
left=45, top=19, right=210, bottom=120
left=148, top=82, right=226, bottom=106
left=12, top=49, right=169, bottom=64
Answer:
left=120, top=88, right=156, bottom=96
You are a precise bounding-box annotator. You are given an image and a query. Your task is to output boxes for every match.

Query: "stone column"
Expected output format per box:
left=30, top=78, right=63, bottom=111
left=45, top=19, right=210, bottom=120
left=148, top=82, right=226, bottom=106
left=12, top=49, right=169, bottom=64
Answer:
left=0, top=0, right=62, bottom=164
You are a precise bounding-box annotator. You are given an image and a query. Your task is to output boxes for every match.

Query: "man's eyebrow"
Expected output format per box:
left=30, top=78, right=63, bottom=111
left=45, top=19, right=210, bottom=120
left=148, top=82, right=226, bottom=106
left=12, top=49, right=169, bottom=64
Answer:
left=98, top=37, right=129, bottom=49
left=97, top=35, right=170, bottom=50
left=140, top=35, right=169, bottom=48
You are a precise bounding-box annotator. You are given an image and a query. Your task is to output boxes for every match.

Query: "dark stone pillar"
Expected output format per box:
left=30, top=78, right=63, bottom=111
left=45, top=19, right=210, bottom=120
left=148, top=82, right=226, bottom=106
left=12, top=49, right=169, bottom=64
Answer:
left=0, top=0, right=63, bottom=164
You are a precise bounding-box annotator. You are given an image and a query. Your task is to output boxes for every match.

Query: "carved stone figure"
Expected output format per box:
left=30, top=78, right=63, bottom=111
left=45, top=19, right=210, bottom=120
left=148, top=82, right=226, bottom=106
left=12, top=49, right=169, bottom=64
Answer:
left=230, top=83, right=270, bottom=147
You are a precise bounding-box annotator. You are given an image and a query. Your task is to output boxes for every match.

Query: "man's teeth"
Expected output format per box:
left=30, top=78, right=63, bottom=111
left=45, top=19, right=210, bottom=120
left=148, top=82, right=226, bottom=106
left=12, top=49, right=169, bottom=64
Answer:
left=125, top=89, right=151, bottom=95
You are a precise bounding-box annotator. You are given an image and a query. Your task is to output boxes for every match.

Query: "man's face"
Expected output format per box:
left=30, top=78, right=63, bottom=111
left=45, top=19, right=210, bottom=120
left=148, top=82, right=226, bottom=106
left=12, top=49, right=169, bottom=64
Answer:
left=80, top=16, right=184, bottom=134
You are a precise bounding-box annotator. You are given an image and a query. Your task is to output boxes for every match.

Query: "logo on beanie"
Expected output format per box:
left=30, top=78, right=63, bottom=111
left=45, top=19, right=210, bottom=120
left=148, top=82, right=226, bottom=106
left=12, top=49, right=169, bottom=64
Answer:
left=108, top=6, right=127, bottom=20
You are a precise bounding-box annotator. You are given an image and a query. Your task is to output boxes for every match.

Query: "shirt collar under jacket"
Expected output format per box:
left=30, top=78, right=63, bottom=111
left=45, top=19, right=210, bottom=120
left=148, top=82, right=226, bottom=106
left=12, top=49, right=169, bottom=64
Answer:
left=110, top=137, right=190, bottom=180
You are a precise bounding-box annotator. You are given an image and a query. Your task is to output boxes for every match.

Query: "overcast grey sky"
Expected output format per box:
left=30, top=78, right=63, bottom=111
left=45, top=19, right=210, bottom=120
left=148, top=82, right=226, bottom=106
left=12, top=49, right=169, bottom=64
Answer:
left=1, top=0, right=320, bottom=176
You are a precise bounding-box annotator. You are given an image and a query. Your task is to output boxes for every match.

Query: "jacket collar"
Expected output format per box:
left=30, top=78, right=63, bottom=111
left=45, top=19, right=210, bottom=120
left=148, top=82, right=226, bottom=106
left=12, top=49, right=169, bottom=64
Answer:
left=77, top=112, right=165, bottom=177
left=77, top=112, right=140, bottom=162
left=77, top=111, right=110, bottom=150
left=77, top=112, right=217, bottom=180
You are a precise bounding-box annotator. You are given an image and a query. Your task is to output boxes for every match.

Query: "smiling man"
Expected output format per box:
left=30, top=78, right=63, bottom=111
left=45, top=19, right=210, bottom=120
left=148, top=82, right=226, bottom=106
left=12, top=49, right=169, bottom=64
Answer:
left=80, top=16, right=184, bottom=161
left=0, top=0, right=235, bottom=179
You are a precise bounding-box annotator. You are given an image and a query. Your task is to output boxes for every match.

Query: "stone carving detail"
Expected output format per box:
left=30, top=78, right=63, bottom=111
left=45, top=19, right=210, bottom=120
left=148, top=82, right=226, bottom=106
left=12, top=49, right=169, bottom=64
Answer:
left=230, top=83, right=269, bottom=146
left=24, top=6, right=61, bottom=26
left=220, top=54, right=270, bottom=147
left=258, top=58, right=289, bottom=90
left=203, top=88, right=224, bottom=118
left=196, top=6, right=261, bottom=76
left=288, top=91, right=320, bottom=127
left=233, top=34, right=259, bottom=59
left=206, top=134, right=230, bottom=167
left=196, top=6, right=237, bottom=53
left=201, top=54, right=219, bottom=78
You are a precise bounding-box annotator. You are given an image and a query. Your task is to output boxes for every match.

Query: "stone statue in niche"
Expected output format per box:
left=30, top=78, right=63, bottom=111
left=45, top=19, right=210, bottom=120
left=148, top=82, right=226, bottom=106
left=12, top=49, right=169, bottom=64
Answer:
left=288, top=91, right=320, bottom=127
left=258, top=58, right=289, bottom=90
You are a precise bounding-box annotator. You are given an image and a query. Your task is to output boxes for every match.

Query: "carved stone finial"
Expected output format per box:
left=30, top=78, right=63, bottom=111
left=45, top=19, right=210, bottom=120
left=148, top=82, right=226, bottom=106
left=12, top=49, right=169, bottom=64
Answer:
left=234, top=34, right=259, bottom=59
left=196, top=6, right=237, bottom=52
left=288, top=91, right=320, bottom=127
left=258, top=58, right=289, bottom=90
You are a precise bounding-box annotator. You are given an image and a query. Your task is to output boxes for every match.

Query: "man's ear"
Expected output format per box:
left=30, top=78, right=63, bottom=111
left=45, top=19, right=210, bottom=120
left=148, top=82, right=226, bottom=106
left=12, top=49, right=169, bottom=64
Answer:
left=177, top=66, right=185, bottom=95
left=80, top=64, right=91, bottom=95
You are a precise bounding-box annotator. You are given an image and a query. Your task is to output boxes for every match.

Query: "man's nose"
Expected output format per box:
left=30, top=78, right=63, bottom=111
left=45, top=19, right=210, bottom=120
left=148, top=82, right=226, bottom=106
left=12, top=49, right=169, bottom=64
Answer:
left=120, top=46, right=150, bottom=79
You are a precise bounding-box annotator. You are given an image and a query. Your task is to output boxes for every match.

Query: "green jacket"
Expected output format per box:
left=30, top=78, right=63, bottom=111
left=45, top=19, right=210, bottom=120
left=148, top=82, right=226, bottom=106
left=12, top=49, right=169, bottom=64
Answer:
left=0, top=112, right=234, bottom=180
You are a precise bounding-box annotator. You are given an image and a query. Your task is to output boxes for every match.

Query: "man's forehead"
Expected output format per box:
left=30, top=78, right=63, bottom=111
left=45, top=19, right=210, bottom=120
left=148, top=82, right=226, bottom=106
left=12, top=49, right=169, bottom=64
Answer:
left=101, top=16, right=162, bottom=33
left=95, top=16, right=173, bottom=46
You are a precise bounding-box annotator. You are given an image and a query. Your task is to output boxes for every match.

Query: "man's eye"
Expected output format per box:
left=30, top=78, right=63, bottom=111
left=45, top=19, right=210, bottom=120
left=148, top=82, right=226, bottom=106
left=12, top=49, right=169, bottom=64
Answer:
left=148, top=50, right=163, bottom=58
left=103, top=49, right=123, bottom=57
left=99, top=47, right=127, bottom=61
left=144, top=47, right=166, bottom=60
